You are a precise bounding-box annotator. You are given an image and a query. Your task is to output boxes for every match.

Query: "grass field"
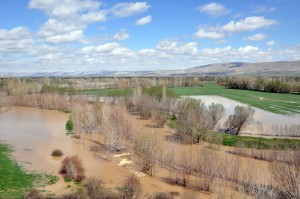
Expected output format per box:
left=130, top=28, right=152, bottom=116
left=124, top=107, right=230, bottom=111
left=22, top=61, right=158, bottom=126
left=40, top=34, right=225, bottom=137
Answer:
left=0, top=144, right=37, bottom=198
left=168, top=83, right=300, bottom=115
left=76, top=83, right=300, bottom=115
left=205, top=131, right=300, bottom=150
left=77, top=88, right=133, bottom=97
left=0, top=144, right=58, bottom=198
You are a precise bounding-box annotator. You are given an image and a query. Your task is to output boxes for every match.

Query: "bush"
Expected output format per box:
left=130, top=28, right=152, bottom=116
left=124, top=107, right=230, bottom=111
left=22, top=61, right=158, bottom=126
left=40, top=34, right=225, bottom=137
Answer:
left=66, top=116, right=73, bottom=133
left=150, top=192, right=174, bottom=199
left=23, top=189, right=44, bottom=199
left=60, top=155, right=85, bottom=182
left=120, top=175, right=142, bottom=199
left=51, top=149, right=63, bottom=157
left=85, top=178, right=118, bottom=199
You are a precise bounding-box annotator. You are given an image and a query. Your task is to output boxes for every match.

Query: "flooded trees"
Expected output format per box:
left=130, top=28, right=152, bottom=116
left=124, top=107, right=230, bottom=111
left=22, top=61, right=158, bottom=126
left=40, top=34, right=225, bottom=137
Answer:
left=101, top=105, right=130, bottom=152
left=208, top=103, right=225, bottom=129
left=176, top=98, right=212, bottom=143
left=225, top=105, right=255, bottom=135
left=60, top=155, right=85, bottom=182
left=120, top=175, right=142, bottom=199
left=134, top=132, right=162, bottom=176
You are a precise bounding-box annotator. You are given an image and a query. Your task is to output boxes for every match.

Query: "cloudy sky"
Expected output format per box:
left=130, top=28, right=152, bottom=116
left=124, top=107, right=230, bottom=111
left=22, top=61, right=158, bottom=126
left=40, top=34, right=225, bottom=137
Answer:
left=0, top=0, right=300, bottom=73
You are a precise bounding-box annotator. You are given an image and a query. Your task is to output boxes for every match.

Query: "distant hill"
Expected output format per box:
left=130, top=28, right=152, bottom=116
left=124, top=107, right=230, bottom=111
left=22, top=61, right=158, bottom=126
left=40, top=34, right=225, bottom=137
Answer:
left=1, top=60, right=300, bottom=77
left=183, top=60, right=300, bottom=76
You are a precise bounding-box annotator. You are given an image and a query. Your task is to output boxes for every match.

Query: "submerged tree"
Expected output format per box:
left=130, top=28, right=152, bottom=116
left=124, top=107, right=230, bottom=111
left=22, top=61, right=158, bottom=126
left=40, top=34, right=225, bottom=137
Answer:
left=225, top=105, right=255, bottom=135
left=176, top=98, right=212, bottom=143
left=208, top=102, right=225, bottom=129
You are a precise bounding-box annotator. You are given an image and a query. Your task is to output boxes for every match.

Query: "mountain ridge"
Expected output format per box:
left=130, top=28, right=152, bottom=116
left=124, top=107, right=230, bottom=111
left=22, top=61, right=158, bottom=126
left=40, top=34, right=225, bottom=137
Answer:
left=1, top=60, right=299, bottom=77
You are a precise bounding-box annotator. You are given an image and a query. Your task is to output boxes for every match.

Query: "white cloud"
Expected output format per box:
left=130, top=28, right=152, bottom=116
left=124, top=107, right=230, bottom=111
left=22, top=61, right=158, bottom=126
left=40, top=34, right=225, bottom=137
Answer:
left=135, top=15, right=152, bottom=25
left=37, top=19, right=83, bottom=37
left=156, top=40, right=198, bottom=55
left=0, top=27, right=35, bottom=54
left=202, top=46, right=232, bottom=56
left=244, top=33, right=267, bottom=41
left=222, top=16, right=277, bottom=33
left=113, top=29, right=130, bottom=41
left=194, top=29, right=224, bottom=39
left=111, top=2, right=150, bottom=17
left=267, top=40, right=275, bottom=46
left=82, top=42, right=135, bottom=57
left=197, top=2, right=230, bottom=17
left=29, top=0, right=107, bottom=43
left=45, top=30, right=84, bottom=44
left=238, top=45, right=259, bottom=54
left=29, top=0, right=102, bottom=19
left=252, top=5, right=276, bottom=13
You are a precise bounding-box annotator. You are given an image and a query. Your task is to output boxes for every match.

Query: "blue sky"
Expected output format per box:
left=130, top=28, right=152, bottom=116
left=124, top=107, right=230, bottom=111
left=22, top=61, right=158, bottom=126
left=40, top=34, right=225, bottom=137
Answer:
left=0, top=0, right=299, bottom=73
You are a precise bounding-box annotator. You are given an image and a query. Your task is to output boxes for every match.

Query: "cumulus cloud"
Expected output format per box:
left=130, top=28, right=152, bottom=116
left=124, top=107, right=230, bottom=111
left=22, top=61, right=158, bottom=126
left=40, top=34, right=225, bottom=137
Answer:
left=156, top=40, right=198, bottom=55
left=29, top=0, right=107, bottom=43
left=82, top=42, right=135, bottom=56
left=1, top=34, right=300, bottom=72
left=112, top=29, right=130, bottom=40
left=222, top=16, right=277, bottom=33
left=244, top=33, right=267, bottom=41
left=194, top=29, right=224, bottom=39
left=0, top=27, right=35, bottom=54
left=238, top=45, right=259, bottom=54
left=111, top=2, right=150, bottom=17
left=29, top=0, right=106, bottom=21
left=267, top=40, right=275, bottom=46
left=197, top=2, right=230, bottom=17
left=45, top=30, right=84, bottom=44
left=135, top=15, right=152, bottom=25
left=194, top=16, right=277, bottom=40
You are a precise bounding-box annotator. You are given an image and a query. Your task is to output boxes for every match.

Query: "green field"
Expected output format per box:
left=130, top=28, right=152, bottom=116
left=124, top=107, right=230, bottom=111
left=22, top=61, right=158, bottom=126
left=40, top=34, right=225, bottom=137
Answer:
left=77, top=88, right=133, bottom=97
left=205, top=131, right=300, bottom=150
left=0, top=144, right=37, bottom=198
left=76, top=83, right=300, bottom=115
left=0, top=144, right=58, bottom=198
left=168, top=83, right=300, bottom=115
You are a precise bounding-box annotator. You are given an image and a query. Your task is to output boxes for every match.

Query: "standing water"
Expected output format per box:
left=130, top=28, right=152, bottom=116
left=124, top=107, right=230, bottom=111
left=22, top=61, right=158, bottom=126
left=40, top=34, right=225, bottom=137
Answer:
left=187, top=96, right=300, bottom=136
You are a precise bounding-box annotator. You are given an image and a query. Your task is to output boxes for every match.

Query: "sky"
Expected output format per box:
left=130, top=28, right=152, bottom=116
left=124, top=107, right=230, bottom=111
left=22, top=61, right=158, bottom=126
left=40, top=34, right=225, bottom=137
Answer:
left=0, top=0, right=300, bottom=73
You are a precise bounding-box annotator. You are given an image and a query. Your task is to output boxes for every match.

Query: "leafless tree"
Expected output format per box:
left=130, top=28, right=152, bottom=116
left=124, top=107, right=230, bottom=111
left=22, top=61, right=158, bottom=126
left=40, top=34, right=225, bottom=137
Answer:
left=120, top=175, right=142, bottom=199
left=270, top=156, right=300, bottom=199
left=134, top=132, right=162, bottom=176
left=225, top=105, right=255, bottom=135
left=176, top=98, right=212, bottom=143
left=208, top=103, right=225, bottom=129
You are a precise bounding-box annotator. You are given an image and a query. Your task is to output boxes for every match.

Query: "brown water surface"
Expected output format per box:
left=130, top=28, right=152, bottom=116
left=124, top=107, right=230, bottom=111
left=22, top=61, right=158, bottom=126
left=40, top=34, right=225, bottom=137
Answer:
left=0, top=107, right=213, bottom=198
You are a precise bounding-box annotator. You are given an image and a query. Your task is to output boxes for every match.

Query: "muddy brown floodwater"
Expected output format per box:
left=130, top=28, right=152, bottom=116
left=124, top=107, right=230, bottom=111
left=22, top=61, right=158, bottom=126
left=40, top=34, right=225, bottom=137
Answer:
left=0, top=107, right=214, bottom=198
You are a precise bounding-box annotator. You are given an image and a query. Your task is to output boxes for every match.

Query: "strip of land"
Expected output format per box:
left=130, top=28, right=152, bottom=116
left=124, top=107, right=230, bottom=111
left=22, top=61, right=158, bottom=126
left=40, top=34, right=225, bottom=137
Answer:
left=78, top=83, right=300, bottom=115
left=169, top=83, right=300, bottom=115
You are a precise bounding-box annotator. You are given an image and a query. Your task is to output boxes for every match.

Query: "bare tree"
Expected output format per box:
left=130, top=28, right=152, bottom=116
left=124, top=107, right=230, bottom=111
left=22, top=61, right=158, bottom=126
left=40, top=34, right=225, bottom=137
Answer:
left=270, top=156, right=300, bottom=199
left=208, top=103, right=225, bottom=129
left=176, top=98, right=212, bottom=143
left=134, top=132, right=162, bottom=176
left=225, top=105, right=255, bottom=135
left=120, top=175, right=142, bottom=199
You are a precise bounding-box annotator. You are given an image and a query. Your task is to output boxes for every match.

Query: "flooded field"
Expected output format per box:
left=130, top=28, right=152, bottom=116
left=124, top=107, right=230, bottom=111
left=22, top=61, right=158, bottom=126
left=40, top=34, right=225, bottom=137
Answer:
left=0, top=107, right=210, bottom=198
left=187, top=95, right=300, bottom=136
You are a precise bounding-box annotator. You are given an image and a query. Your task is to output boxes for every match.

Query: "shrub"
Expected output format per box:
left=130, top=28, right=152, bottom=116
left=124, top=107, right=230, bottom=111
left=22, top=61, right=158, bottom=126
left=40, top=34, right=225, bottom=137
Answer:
left=51, top=149, right=63, bottom=157
left=23, top=189, right=44, bottom=199
left=85, top=178, right=118, bottom=199
left=120, top=175, right=142, bottom=199
left=60, top=155, right=85, bottom=182
left=66, top=116, right=74, bottom=133
left=150, top=192, right=174, bottom=199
